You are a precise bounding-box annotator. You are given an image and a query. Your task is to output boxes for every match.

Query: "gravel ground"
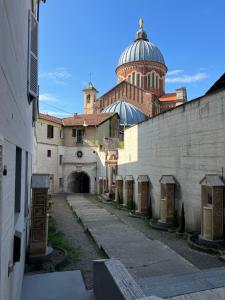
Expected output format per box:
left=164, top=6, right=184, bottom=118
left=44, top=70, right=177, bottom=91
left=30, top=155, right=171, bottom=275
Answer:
left=93, top=196, right=225, bottom=270
left=50, top=194, right=105, bottom=290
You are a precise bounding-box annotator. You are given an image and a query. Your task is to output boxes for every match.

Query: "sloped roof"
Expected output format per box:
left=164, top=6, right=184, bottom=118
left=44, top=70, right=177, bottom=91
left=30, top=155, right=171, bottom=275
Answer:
left=159, top=175, right=176, bottom=184
left=39, top=113, right=63, bottom=125
left=205, top=73, right=225, bottom=95
left=63, top=113, right=115, bottom=126
left=38, top=113, right=115, bottom=126
left=137, top=175, right=149, bottom=182
left=159, top=93, right=176, bottom=102
left=199, top=175, right=225, bottom=186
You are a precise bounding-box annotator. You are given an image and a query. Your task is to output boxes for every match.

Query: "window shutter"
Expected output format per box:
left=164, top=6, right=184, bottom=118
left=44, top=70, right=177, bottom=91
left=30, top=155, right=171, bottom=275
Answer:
left=28, top=10, right=39, bottom=99
left=72, top=129, right=76, bottom=137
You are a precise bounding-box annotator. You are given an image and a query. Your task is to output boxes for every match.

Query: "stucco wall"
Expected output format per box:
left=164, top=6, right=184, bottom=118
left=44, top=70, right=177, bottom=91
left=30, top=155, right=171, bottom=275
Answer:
left=0, top=1, right=33, bottom=299
left=117, top=90, right=225, bottom=231
left=36, top=120, right=63, bottom=146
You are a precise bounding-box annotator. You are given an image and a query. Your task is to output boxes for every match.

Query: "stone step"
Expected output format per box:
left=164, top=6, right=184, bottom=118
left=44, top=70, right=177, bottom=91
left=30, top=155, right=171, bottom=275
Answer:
left=137, top=267, right=225, bottom=298
left=21, top=270, right=96, bottom=300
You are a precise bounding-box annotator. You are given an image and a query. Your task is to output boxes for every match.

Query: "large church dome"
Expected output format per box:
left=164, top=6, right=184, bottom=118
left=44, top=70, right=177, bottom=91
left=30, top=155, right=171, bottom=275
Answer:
left=115, top=19, right=167, bottom=96
left=119, top=39, right=165, bottom=66
left=102, top=100, right=145, bottom=125
left=118, top=20, right=165, bottom=67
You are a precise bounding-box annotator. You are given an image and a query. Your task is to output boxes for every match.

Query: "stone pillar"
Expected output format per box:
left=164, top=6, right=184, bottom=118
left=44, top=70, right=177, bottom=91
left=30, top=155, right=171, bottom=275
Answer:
left=125, top=175, right=134, bottom=209
left=200, top=175, right=225, bottom=241
left=108, top=165, right=113, bottom=193
left=103, top=176, right=108, bottom=193
left=137, top=175, right=149, bottom=215
left=115, top=175, right=123, bottom=204
left=159, top=176, right=176, bottom=225
left=98, top=177, right=103, bottom=194
left=30, top=174, right=49, bottom=256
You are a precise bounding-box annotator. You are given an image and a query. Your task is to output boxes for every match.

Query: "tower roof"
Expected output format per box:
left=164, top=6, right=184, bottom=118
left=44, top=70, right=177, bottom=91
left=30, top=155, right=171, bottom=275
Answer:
left=83, top=82, right=98, bottom=92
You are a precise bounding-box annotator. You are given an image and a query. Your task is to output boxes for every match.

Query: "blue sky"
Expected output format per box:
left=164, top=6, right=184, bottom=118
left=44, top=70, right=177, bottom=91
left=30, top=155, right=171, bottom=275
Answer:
left=39, top=0, right=225, bottom=117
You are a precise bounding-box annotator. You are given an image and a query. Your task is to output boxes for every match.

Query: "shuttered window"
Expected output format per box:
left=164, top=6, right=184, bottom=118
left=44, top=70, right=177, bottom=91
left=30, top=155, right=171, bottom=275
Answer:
left=28, top=10, right=39, bottom=100
left=72, top=129, right=76, bottom=137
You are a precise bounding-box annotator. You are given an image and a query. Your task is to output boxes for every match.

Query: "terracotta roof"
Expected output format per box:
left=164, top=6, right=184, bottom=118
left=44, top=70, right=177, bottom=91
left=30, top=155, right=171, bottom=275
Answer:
left=159, top=93, right=176, bottom=102
left=38, top=113, right=63, bottom=125
left=62, top=113, right=115, bottom=126
left=38, top=112, right=115, bottom=126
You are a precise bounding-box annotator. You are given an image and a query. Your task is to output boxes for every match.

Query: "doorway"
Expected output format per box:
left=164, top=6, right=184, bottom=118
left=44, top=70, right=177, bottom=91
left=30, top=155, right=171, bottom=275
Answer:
left=68, top=171, right=90, bottom=193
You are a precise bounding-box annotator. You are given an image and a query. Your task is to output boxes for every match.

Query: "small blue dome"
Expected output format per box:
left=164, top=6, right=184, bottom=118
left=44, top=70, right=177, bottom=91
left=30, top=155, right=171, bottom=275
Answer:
left=119, top=39, right=165, bottom=66
left=102, top=101, right=146, bottom=125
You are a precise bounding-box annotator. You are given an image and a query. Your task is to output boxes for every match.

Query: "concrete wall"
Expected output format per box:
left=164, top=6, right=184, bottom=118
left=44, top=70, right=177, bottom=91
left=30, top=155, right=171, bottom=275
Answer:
left=0, top=1, right=33, bottom=299
left=117, top=90, right=225, bottom=231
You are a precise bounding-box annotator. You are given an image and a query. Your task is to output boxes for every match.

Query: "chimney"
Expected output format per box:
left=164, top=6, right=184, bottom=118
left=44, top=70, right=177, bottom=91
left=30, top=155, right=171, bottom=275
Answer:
left=176, top=87, right=187, bottom=103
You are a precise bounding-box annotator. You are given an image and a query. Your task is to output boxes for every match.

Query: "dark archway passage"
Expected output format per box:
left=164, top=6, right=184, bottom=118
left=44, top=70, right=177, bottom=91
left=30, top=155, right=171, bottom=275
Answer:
left=68, top=171, right=90, bottom=193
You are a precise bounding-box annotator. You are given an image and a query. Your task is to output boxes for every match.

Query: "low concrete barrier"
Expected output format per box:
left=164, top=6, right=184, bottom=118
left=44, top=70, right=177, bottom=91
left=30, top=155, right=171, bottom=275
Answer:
left=93, top=259, right=163, bottom=300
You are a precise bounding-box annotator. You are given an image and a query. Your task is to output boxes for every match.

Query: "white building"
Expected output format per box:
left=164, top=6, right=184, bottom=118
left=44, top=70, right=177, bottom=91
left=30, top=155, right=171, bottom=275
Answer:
left=35, top=112, right=119, bottom=194
left=0, top=1, right=43, bottom=299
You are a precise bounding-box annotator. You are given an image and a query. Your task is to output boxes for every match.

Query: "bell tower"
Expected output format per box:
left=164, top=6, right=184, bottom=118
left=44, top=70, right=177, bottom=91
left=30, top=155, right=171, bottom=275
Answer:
left=83, top=82, right=98, bottom=114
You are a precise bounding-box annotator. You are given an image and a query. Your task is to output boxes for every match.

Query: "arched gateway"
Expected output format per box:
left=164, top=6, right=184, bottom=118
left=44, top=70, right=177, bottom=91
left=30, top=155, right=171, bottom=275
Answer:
left=67, top=171, right=90, bottom=193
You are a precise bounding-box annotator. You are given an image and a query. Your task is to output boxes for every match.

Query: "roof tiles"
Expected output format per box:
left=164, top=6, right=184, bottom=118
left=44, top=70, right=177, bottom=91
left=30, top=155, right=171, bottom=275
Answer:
left=38, top=113, right=115, bottom=126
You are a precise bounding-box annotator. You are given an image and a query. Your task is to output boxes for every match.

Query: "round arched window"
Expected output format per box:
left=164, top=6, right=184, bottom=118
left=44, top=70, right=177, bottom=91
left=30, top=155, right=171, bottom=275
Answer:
left=86, top=94, right=91, bottom=104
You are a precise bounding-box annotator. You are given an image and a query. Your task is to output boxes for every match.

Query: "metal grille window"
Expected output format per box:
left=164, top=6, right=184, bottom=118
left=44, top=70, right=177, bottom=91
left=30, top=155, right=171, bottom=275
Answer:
left=28, top=10, right=39, bottom=100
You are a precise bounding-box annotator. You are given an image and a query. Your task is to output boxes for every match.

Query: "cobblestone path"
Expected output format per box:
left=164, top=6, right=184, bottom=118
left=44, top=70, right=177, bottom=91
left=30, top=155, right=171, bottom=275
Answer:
left=51, top=194, right=105, bottom=290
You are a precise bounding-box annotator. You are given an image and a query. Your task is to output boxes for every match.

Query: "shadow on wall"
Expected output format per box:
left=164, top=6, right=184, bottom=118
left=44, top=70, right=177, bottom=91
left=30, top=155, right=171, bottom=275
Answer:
left=67, top=171, right=90, bottom=193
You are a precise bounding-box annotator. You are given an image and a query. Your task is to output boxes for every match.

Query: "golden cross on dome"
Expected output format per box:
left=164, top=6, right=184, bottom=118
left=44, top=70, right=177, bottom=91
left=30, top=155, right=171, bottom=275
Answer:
left=139, top=17, right=144, bottom=29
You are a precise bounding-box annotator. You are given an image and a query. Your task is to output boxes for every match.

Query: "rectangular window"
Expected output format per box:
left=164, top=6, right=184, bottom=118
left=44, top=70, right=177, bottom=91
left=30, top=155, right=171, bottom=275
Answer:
left=47, top=150, right=51, bottom=157
left=0, top=145, right=2, bottom=199
left=15, top=147, right=22, bottom=214
left=72, top=129, right=76, bottom=137
left=76, top=129, right=84, bottom=143
left=59, top=155, right=63, bottom=165
left=60, top=129, right=64, bottom=139
left=24, top=152, right=29, bottom=218
left=47, top=125, right=54, bottom=138
left=59, top=178, right=63, bottom=188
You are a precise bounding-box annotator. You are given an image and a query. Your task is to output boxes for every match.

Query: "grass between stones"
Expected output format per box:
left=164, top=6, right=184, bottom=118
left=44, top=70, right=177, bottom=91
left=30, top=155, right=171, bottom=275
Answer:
left=48, top=216, right=81, bottom=265
left=68, top=203, right=108, bottom=259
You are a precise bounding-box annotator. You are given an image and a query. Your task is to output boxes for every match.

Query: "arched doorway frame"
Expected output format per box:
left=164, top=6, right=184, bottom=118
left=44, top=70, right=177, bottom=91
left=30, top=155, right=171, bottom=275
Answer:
left=67, top=171, right=90, bottom=193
